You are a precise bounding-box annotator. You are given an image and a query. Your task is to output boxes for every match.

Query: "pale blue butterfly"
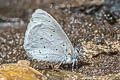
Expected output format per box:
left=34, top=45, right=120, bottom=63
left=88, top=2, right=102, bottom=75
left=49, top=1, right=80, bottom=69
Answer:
left=24, top=9, right=83, bottom=67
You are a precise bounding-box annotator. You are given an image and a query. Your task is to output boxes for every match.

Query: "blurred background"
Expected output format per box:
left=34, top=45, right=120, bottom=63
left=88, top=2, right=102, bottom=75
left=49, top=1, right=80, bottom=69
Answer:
left=0, top=0, right=120, bottom=27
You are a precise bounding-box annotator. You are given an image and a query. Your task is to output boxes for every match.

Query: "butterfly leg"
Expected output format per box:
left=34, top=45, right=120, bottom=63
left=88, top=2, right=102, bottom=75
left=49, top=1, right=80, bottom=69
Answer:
left=72, top=59, right=75, bottom=71
left=72, top=59, right=78, bottom=71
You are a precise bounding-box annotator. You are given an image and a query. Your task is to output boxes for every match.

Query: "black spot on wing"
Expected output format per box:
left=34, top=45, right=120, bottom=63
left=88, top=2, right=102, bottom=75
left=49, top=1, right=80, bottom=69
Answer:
left=66, top=49, right=68, bottom=52
left=39, top=50, right=41, bottom=53
left=40, top=38, right=43, bottom=40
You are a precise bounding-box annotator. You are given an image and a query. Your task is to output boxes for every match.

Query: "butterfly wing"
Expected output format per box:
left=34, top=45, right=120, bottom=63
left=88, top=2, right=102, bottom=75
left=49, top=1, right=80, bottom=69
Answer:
left=24, top=9, right=75, bottom=63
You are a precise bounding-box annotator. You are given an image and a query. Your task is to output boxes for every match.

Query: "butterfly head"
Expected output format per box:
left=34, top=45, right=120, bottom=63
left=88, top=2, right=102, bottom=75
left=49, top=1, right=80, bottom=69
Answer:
left=71, top=48, right=85, bottom=60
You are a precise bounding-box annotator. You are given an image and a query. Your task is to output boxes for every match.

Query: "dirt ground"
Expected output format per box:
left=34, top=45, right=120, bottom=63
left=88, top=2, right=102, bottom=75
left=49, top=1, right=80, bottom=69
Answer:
left=0, top=0, right=120, bottom=80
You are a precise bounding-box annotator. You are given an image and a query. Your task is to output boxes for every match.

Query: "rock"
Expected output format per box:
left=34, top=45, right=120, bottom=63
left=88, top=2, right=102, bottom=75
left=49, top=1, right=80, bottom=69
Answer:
left=0, top=60, right=43, bottom=80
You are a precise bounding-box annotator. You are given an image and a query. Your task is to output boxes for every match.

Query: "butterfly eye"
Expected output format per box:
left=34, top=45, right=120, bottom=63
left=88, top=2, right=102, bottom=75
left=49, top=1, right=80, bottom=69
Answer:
left=76, top=49, right=79, bottom=53
left=75, top=48, right=79, bottom=53
left=56, top=49, right=58, bottom=51
left=44, top=46, right=46, bottom=48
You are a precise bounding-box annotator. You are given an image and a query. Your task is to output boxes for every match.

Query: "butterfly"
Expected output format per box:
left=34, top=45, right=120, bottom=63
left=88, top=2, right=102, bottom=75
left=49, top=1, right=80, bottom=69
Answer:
left=24, top=9, right=83, bottom=68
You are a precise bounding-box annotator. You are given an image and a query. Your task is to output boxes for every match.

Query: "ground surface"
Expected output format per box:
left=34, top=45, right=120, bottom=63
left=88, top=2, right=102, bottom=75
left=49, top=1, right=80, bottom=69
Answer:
left=0, top=0, right=120, bottom=80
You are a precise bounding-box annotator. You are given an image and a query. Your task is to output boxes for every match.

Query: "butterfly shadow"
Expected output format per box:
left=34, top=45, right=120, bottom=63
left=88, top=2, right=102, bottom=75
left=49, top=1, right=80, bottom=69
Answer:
left=59, top=61, right=91, bottom=71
